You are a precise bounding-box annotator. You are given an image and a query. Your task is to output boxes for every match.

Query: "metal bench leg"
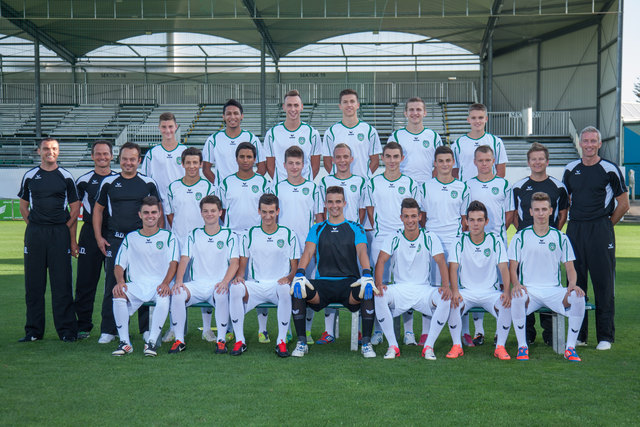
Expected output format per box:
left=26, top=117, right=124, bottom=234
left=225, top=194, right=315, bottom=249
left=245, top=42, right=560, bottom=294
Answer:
left=551, top=312, right=565, bottom=355
left=351, top=310, right=359, bottom=351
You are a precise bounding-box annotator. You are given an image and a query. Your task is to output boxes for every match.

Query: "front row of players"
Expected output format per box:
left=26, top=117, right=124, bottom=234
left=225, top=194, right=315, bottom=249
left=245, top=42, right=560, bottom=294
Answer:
left=112, top=188, right=585, bottom=361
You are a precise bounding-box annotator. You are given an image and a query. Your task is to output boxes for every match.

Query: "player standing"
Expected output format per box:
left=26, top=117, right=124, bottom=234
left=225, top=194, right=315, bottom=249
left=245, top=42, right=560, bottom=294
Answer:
left=111, top=196, right=178, bottom=356
left=18, top=138, right=80, bottom=342
left=508, top=192, right=586, bottom=361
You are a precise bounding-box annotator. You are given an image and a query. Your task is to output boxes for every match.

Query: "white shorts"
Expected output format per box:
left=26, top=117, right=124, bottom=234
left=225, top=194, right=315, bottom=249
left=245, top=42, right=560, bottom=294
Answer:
left=183, top=280, right=215, bottom=307
left=429, top=233, right=456, bottom=286
left=525, top=286, right=570, bottom=316
left=371, top=234, right=392, bottom=283
left=123, top=282, right=163, bottom=316
left=243, top=280, right=288, bottom=312
left=385, top=283, right=439, bottom=317
left=459, top=288, right=503, bottom=318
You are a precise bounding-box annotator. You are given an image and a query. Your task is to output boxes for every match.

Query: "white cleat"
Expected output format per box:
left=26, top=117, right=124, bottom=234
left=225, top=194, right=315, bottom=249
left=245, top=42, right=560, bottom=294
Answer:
left=98, top=333, right=116, bottom=344
left=371, top=331, right=384, bottom=345
left=291, top=341, right=308, bottom=357
left=422, top=345, right=436, bottom=360
left=596, top=341, right=612, bottom=350
left=404, top=331, right=417, bottom=346
left=361, top=343, right=377, bottom=358
left=161, top=329, right=175, bottom=343
left=384, top=345, right=400, bottom=359
left=201, top=328, right=216, bottom=342
left=576, top=340, right=588, bottom=347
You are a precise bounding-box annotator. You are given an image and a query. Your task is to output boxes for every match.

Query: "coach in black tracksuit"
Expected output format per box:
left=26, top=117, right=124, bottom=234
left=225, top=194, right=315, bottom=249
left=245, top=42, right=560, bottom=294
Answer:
left=18, top=138, right=80, bottom=342
left=73, top=140, right=116, bottom=337
left=563, top=127, right=628, bottom=350
left=93, top=142, right=161, bottom=342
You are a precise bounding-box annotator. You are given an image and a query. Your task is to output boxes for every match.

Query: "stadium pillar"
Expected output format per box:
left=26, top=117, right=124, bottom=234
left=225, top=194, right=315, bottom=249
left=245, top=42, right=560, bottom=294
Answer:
left=615, top=0, right=623, bottom=164
left=260, top=39, right=266, bottom=137
left=34, top=36, right=41, bottom=139
left=487, top=36, right=493, bottom=111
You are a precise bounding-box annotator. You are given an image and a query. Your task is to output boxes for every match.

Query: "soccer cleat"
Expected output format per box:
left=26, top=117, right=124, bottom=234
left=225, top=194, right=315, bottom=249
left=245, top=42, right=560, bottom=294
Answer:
left=286, top=331, right=293, bottom=343
left=77, top=331, right=90, bottom=340
left=516, top=346, right=529, bottom=361
left=446, top=344, right=464, bottom=359
left=230, top=341, right=247, bottom=356
left=61, top=336, right=77, bottom=343
left=215, top=340, right=227, bottom=354
left=472, top=333, right=485, bottom=346
left=275, top=341, right=290, bottom=358
left=361, top=343, right=377, bottom=358
left=258, top=331, right=271, bottom=344
left=417, top=334, right=428, bottom=346
left=384, top=345, right=400, bottom=359
left=422, top=345, right=436, bottom=361
left=98, top=333, right=116, bottom=344
left=494, top=345, right=511, bottom=360
left=161, top=329, right=175, bottom=343
left=462, top=333, right=475, bottom=347
left=404, top=331, right=417, bottom=346
left=596, top=341, right=611, bottom=351
left=144, top=341, right=158, bottom=357
left=315, top=331, right=335, bottom=344
left=225, top=332, right=234, bottom=342
left=168, top=340, right=186, bottom=354
left=305, top=331, right=314, bottom=345
left=201, top=329, right=216, bottom=342
left=112, top=341, right=133, bottom=356
left=291, top=341, right=308, bottom=357
left=564, top=347, right=582, bottom=362
left=576, top=340, right=588, bottom=347
left=18, top=335, right=41, bottom=343
left=371, top=331, right=384, bottom=345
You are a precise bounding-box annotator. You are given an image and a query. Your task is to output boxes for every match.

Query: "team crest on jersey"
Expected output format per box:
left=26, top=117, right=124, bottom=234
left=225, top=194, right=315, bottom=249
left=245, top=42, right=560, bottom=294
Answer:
left=357, top=133, right=365, bottom=141
left=195, top=192, right=202, bottom=201
left=491, top=187, right=499, bottom=195
left=277, top=239, right=284, bottom=248
left=302, top=187, right=310, bottom=195
left=423, top=140, right=429, bottom=148
left=216, top=241, right=224, bottom=249
left=298, top=137, right=305, bottom=145
left=450, top=191, right=458, bottom=199
left=156, top=241, right=163, bottom=250
left=417, top=244, right=422, bottom=252
left=483, top=248, right=490, bottom=257
left=548, top=242, right=556, bottom=251
left=350, top=184, right=357, bottom=192
left=398, top=186, right=406, bottom=194
left=251, top=185, right=259, bottom=193
left=176, top=157, right=182, bottom=165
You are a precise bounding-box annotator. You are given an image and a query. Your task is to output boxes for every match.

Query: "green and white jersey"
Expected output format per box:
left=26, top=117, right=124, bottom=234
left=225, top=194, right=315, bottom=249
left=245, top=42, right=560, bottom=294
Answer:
left=140, top=144, right=188, bottom=203
left=420, top=178, right=469, bottom=238
left=166, top=178, right=215, bottom=245
left=219, top=173, right=268, bottom=235
left=271, top=179, right=322, bottom=248
left=367, top=174, right=418, bottom=237
left=319, top=174, right=367, bottom=223
left=508, top=226, right=575, bottom=288
left=388, top=127, right=443, bottom=185
left=242, top=225, right=299, bottom=282
left=465, top=176, right=513, bottom=243
left=383, top=229, right=444, bottom=286
left=453, top=232, right=508, bottom=291
left=265, top=122, right=321, bottom=182
left=183, top=227, right=239, bottom=283
left=323, top=121, right=382, bottom=178
left=452, top=133, right=508, bottom=181
left=202, top=129, right=263, bottom=184
left=115, top=229, right=179, bottom=284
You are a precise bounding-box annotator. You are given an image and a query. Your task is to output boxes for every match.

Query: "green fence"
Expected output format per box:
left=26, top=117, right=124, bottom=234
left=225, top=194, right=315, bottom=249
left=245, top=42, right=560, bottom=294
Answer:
left=0, top=200, right=22, bottom=220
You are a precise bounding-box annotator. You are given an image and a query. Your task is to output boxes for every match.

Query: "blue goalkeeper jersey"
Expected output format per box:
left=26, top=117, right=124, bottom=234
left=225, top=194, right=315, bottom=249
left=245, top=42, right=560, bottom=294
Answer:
left=306, top=220, right=367, bottom=280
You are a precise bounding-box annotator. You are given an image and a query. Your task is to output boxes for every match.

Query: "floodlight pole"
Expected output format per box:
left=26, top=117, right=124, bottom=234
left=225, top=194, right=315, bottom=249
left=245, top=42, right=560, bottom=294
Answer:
left=34, top=36, right=41, bottom=139
left=261, top=39, right=266, bottom=137
left=487, top=36, right=493, bottom=111
left=615, top=0, right=623, bottom=164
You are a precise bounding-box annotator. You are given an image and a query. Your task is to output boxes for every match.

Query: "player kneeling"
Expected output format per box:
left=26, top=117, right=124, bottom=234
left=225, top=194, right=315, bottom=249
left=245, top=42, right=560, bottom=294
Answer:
left=229, top=194, right=298, bottom=357
left=111, top=196, right=179, bottom=356
left=290, top=186, right=378, bottom=358
left=374, top=198, right=452, bottom=359
left=508, top=192, right=586, bottom=361
left=169, top=195, right=239, bottom=354
left=447, top=201, right=513, bottom=360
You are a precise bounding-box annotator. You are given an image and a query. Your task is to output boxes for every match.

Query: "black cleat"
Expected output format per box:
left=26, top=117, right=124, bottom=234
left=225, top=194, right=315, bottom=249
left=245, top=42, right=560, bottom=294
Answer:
left=215, top=340, right=227, bottom=354
left=168, top=340, right=186, bottom=354
left=62, top=335, right=77, bottom=342
left=18, top=335, right=41, bottom=342
left=144, top=341, right=159, bottom=357
left=230, top=341, right=247, bottom=356
left=472, top=333, right=485, bottom=346
left=275, top=341, right=290, bottom=358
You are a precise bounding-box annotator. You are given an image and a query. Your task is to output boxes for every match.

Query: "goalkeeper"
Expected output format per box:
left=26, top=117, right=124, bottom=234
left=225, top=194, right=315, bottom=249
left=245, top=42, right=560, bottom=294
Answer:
left=290, top=186, right=377, bottom=358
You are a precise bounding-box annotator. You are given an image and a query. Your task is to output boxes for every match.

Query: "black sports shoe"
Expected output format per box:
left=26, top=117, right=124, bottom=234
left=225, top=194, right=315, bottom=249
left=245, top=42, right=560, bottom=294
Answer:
left=230, top=341, right=247, bottom=356
left=275, top=341, right=290, bottom=358
left=144, top=341, right=159, bottom=357
left=62, top=335, right=77, bottom=342
left=18, top=335, right=41, bottom=342
left=472, top=333, right=485, bottom=346
left=215, top=340, right=227, bottom=354
left=168, top=340, right=186, bottom=354
left=77, top=331, right=91, bottom=340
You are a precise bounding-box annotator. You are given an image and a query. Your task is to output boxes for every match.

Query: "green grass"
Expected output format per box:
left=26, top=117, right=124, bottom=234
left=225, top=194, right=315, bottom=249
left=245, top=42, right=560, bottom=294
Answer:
left=1, top=222, right=639, bottom=425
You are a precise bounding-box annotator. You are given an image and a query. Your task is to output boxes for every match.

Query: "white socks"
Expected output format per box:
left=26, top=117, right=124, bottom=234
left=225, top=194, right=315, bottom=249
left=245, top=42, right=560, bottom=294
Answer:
left=170, top=290, right=188, bottom=343
left=113, top=298, right=130, bottom=344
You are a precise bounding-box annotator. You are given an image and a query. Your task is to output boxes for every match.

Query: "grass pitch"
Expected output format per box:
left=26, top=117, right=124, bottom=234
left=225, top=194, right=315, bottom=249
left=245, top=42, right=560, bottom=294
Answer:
left=1, top=221, right=638, bottom=425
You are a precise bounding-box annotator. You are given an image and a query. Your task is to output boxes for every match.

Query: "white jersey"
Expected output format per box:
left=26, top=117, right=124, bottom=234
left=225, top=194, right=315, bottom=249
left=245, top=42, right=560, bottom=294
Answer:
left=265, top=122, right=321, bottom=182
left=420, top=178, right=469, bottom=239
left=271, top=179, right=322, bottom=248
left=508, top=226, right=575, bottom=288
left=452, top=133, right=508, bottom=181
left=115, top=229, right=179, bottom=285
left=367, top=174, right=418, bottom=237
left=166, top=178, right=215, bottom=246
left=219, top=173, right=268, bottom=235
left=388, top=127, right=443, bottom=184
left=383, top=229, right=444, bottom=286
left=452, top=232, right=508, bottom=291
left=322, top=121, right=382, bottom=178
left=140, top=144, right=188, bottom=203
left=242, top=225, right=299, bottom=282
left=202, top=129, right=264, bottom=183
left=183, top=227, right=239, bottom=283
left=319, top=174, right=367, bottom=223
left=465, top=176, right=513, bottom=242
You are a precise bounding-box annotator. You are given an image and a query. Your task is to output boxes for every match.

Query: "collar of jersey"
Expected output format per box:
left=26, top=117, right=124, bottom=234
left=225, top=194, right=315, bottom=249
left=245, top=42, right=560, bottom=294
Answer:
left=137, top=228, right=162, bottom=238
left=403, top=126, right=426, bottom=136
left=260, top=224, right=280, bottom=235
left=340, top=120, right=361, bottom=129
left=283, top=122, right=304, bottom=132
left=468, top=232, right=487, bottom=246
left=330, top=173, right=354, bottom=181
left=381, top=173, right=404, bottom=183
left=158, top=143, right=183, bottom=153
left=224, top=128, right=244, bottom=139
left=234, top=172, right=258, bottom=181
left=402, top=229, right=422, bottom=242
left=474, top=175, right=498, bottom=184
left=465, top=132, right=487, bottom=141
left=435, top=176, right=456, bottom=185
left=180, top=177, right=205, bottom=187
left=118, top=172, right=139, bottom=179
left=203, top=226, right=223, bottom=237
left=530, top=226, right=551, bottom=238
left=326, top=219, right=347, bottom=226
left=285, top=178, right=308, bottom=186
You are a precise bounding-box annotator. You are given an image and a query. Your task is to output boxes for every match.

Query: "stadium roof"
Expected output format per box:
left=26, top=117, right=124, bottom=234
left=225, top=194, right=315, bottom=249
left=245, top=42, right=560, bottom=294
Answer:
left=0, top=0, right=617, bottom=64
